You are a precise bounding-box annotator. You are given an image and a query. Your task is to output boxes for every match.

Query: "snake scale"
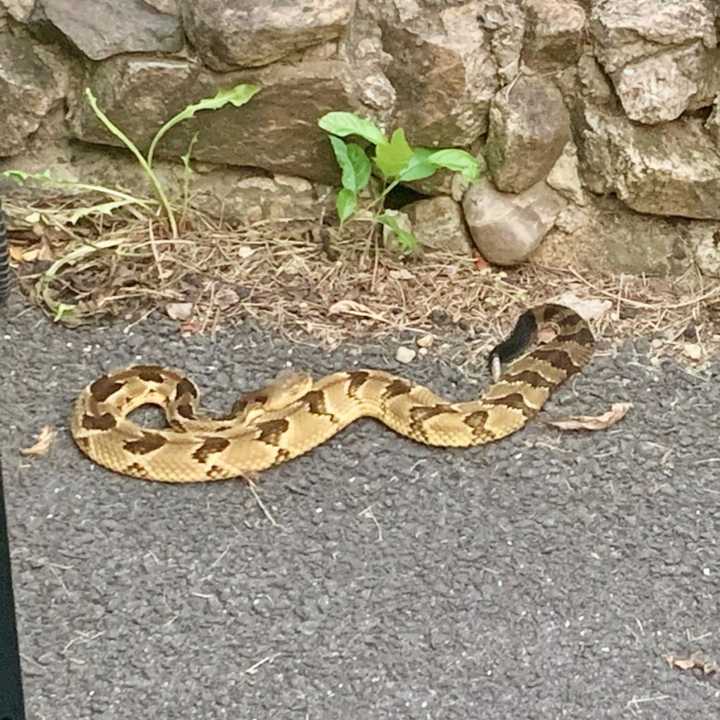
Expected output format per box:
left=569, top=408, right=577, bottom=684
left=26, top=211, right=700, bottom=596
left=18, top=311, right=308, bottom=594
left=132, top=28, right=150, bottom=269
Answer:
left=70, top=303, right=594, bottom=483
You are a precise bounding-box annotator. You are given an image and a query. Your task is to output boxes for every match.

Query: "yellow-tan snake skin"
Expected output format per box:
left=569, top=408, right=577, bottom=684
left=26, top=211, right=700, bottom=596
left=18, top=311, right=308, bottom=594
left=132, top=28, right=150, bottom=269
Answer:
left=70, top=304, right=593, bottom=483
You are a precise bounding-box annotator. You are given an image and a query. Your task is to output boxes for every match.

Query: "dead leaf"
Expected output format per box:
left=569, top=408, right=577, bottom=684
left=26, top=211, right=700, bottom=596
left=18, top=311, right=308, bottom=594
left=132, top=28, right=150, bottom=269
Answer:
left=683, top=342, right=703, bottom=361
left=473, top=255, right=490, bottom=271
left=166, top=302, right=193, bottom=321
left=22, top=247, right=41, bottom=262
left=9, top=245, right=25, bottom=262
left=665, top=656, right=696, bottom=671
left=20, top=425, right=57, bottom=456
left=328, top=299, right=374, bottom=317
left=389, top=268, right=415, bottom=281
left=17, top=239, right=54, bottom=263
left=664, top=651, right=719, bottom=675
left=179, top=319, right=203, bottom=334
left=544, top=402, right=632, bottom=431
left=236, top=246, right=255, bottom=259
left=9, top=243, right=45, bottom=263
left=327, top=299, right=391, bottom=325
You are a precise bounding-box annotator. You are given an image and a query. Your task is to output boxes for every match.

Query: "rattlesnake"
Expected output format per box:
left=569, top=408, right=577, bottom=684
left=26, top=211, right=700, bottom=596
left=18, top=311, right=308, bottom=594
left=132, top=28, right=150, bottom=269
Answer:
left=70, top=303, right=593, bottom=483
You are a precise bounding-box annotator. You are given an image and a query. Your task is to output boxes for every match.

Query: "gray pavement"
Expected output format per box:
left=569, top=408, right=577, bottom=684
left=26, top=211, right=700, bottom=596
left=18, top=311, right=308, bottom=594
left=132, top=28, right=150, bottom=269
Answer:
left=1, top=288, right=719, bottom=720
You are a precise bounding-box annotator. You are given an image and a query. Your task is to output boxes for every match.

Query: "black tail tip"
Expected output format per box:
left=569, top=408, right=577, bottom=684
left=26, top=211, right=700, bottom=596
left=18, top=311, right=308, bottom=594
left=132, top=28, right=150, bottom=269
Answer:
left=486, top=309, right=538, bottom=375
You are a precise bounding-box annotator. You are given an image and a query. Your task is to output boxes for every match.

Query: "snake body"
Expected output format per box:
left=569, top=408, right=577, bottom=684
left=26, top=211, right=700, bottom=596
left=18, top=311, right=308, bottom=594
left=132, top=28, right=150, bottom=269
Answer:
left=70, top=303, right=593, bottom=483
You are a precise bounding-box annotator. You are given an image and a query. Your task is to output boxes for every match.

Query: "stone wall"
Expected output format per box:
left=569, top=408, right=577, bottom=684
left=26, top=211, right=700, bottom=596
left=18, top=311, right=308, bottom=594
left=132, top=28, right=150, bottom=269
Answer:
left=1, top=0, right=720, bottom=276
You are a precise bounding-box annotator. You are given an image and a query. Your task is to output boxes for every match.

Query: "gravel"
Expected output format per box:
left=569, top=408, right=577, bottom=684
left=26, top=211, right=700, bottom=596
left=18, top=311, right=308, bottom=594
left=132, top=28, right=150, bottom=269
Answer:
left=2, top=289, right=719, bottom=720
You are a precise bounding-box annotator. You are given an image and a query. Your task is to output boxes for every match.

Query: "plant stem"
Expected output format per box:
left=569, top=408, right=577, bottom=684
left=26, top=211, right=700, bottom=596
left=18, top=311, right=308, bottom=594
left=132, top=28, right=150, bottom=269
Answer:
left=85, top=88, right=178, bottom=239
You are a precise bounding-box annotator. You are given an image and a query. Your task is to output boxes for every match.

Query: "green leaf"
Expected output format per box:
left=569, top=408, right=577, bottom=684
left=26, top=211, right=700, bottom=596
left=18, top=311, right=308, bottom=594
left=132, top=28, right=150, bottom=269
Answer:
left=184, top=84, right=261, bottom=114
left=318, top=111, right=386, bottom=145
left=148, top=83, right=260, bottom=167
left=426, top=149, right=482, bottom=180
left=329, top=137, right=371, bottom=193
left=180, top=132, right=199, bottom=173
left=376, top=212, right=417, bottom=253
left=53, top=302, right=77, bottom=322
left=346, top=144, right=371, bottom=191
left=396, top=147, right=439, bottom=182
left=1, top=169, right=52, bottom=183
left=374, top=128, right=414, bottom=179
left=336, top=188, right=357, bottom=225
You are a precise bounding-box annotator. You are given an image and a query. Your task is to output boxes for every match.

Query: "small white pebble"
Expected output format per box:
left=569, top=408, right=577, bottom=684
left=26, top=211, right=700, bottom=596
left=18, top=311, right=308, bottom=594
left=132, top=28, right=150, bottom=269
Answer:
left=395, top=346, right=417, bottom=363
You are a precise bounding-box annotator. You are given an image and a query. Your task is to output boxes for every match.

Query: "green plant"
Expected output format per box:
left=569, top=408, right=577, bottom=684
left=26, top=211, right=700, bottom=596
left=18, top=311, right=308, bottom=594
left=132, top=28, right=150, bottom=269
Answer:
left=1, top=83, right=260, bottom=321
left=318, top=111, right=484, bottom=252
left=87, top=83, right=260, bottom=238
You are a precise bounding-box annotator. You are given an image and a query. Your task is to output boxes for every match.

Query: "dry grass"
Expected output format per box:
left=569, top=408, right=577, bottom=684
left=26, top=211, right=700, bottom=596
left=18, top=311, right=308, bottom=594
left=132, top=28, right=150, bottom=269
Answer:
left=6, top=195, right=720, bottom=364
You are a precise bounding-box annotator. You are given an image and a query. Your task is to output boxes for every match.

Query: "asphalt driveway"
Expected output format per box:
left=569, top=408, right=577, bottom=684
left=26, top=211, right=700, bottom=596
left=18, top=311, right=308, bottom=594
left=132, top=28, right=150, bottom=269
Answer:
left=2, top=288, right=719, bottom=719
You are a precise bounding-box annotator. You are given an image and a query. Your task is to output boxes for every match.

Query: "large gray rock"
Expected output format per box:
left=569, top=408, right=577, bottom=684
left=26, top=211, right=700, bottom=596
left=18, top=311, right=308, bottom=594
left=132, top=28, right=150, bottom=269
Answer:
left=575, top=52, right=619, bottom=110
left=189, top=173, right=324, bottom=224
left=0, top=136, right=329, bottom=225
left=536, top=196, right=709, bottom=276
left=581, top=110, right=720, bottom=220
left=0, top=31, right=65, bottom=156
left=590, top=0, right=716, bottom=72
left=694, top=227, right=720, bottom=278
left=613, top=43, right=720, bottom=124
left=337, top=3, right=395, bottom=117
left=68, top=57, right=202, bottom=148
left=404, top=196, right=473, bottom=256
left=69, top=56, right=369, bottom=184
left=39, top=0, right=183, bottom=60
left=486, top=76, right=571, bottom=194
left=546, top=141, right=586, bottom=206
left=3, top=0, right=33, bottom=22
left=590, top=0, right=720, bottom=123
left=462, top=178, right=566, bottom=266
left=181, top=0, right=355, bottom=70
left=523, top=0, right=587, bottom=72
left=476, top=0, right=525, bottom=84
left=707, top=98, right=720, bottom=144
left=379, top=2, right=500, bottom=146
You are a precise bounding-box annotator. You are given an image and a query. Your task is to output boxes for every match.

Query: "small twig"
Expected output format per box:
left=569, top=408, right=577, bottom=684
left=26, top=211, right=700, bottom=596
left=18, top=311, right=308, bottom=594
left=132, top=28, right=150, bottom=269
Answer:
left=625, top=694, right=670, bottom=715
left=246, top=476, right=279, bottom=526
left=567, top=266, right=720, bottom=310
left=358, top=504, right=383, bottom=542
left=245, top=653, right=280, bottom=675
left=147, top=218, right=167, bottom=280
